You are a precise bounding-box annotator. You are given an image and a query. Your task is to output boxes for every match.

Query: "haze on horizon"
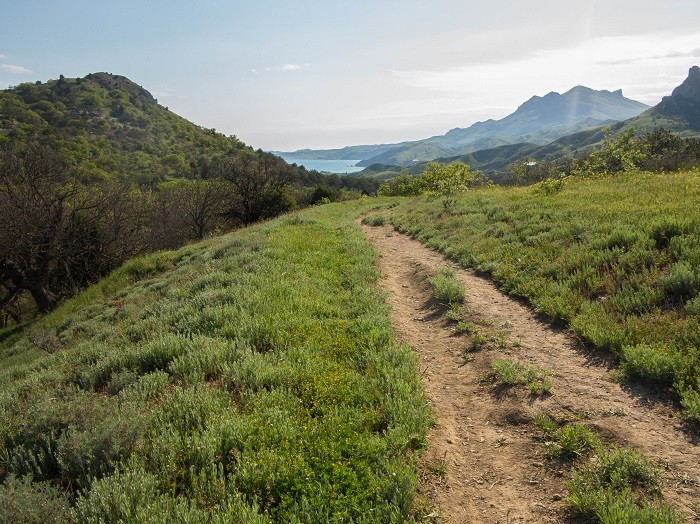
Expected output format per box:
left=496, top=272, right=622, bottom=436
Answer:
left=1, top=0, right=699, bottom=151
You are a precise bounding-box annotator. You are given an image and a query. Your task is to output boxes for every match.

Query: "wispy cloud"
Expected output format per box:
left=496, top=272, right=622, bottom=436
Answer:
left=599, top=48, right=700, bottom=65
left=392, top=33, right=700, bottom=98
left=0, top=54, right=7, bottom=59
left=259, top=63, right=309, bottom=73
left=1, top=64, right=32, bottom=74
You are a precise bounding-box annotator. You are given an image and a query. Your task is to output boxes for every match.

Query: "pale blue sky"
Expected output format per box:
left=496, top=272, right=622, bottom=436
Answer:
left=2, top=0, right=699, bottom=150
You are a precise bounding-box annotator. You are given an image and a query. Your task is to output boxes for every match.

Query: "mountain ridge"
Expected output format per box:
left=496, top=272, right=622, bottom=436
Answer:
left=278, top=85, right=649, bottom=168
left=355, top=66, right=700, bottom=180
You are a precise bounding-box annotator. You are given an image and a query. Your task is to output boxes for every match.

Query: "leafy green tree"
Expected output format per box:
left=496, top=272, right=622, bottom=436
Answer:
left=574, top=128, right=645, bottom=176
left=421, top=161, right=489, bottom=209
left=377, top=172, right=424, bottom=196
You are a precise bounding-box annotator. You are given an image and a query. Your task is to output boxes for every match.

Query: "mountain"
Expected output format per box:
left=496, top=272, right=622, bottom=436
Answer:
left=0, top=72, right=250, bottom=184
left=635, top=65, right=700, bottom=131
left=0, top=72, right=382, bottom=204
left=278, top=86, right=649, bottom=168
left=357, top=66, right=700, bottom=179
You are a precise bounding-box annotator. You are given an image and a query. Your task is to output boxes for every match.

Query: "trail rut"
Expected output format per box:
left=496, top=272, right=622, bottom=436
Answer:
left=361, top=220, right=700, bottom=523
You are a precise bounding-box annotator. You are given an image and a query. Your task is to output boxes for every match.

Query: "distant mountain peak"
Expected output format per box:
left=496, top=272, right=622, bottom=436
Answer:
left=671, top=65, right=700, bottom=101
left=653, top=65, right=700, bottom=130
left=84, top=72, right=158, bottom=105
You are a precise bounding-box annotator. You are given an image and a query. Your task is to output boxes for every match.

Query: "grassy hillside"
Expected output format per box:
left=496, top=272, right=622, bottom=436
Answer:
left=391, top=170, right=700, bottom=420
left=0, top=201, right=430, bottom=522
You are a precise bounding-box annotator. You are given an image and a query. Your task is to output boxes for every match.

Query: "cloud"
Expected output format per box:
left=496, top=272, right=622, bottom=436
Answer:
left=0, top=54, right=7, bottom=59
left=598, top=47, right=700, bottom=65
left=257, top=63, right=309, bottom=73
left=1, top=64, right=32, bottom=74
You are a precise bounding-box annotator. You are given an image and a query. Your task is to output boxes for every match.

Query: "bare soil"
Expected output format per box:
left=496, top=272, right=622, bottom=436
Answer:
left=361, top=220, right=700, bottom=523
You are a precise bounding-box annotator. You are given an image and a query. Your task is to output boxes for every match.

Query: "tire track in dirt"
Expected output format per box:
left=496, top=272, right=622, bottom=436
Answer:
left=361, top=220, right=699, bottom=523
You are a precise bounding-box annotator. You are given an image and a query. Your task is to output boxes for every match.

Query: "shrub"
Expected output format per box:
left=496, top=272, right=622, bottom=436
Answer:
left=0, top=474, right=71, bottom=524
left=361, top=214, right=385, bottom=227
left=566, top=448, right=679, bottom=522
left=685, top=294, right=700, bottom=315
left=550, top=424, right=600, bottom=460
left=491, top=359, right=551, bottom=394
left=620, top=344, right=685, bottom=386
left=427, top=267, right=466, bottom=306
left=679, top=382, right=700, bottom=421
left=660, top=262, right=700, bottom=300
left=649, top=219, right=690, bottom=250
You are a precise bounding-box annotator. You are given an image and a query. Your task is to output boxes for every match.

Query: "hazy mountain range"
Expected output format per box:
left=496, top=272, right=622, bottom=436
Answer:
left=277, top=86, right=650, bottom=167
left=354, top=66, right=700, bottom=180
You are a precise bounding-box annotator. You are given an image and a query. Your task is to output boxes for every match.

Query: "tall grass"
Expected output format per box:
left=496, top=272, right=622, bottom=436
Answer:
left=0, top=200, right=431, bottom=522
left=392, top=171, right=700, bottom=419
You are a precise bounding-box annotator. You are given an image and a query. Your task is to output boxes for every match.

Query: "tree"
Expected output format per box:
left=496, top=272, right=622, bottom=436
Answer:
left=421, top=161, right=489, bottom=209
left=377, top=172, right=424, bottom=196
left=573, top=128, right=644, bottom=176
left=217, top=152, right=295, bottom=225
left=161, top=178, right=230, bottom=239
left=0, top=144, right=141, bottom=313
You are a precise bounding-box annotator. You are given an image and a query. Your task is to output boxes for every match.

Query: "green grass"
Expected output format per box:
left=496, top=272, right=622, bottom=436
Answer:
left=361, top=214, right=386, bottom=227
left=426, top=267, right=466, bottom=306
left=391, top=171, right=700, bottom=419
left=532, top=415, right=682, bottom=522
left=567, top=448, right=680, bottom=523
left=0, top=200, right=431, bottom=522
left=491, top=359, right=552, bottom=394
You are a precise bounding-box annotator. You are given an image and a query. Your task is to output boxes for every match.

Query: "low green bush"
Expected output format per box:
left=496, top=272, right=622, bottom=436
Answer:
left=427, top=267, right=466, bottom=306
left=0, top=474, right=71, bottom=524
left=361, top=214, right=386, bottom=226
left=491, top=359, right=551, bottom=394
left=620, top=344, right=687, bottom=386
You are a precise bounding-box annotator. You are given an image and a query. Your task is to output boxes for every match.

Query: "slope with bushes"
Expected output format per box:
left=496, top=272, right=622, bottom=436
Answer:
left=0, top=200, right=430, bottom=522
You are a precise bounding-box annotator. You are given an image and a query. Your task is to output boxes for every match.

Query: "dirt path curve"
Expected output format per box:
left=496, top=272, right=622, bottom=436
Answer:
left=361, top=220, right=699, bottom=523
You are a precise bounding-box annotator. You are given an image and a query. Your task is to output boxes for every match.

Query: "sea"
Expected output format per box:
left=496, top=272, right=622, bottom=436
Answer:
left=277, top=157, right=364, bottom=174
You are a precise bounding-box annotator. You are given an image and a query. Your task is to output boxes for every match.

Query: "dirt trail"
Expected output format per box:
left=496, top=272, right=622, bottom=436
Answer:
left=361, top=220, right=699, bottom=523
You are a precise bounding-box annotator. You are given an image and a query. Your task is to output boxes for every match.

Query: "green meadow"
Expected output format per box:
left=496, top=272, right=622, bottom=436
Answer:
left=392, top=170, right=700, bottom=420
left=0, top=200, right=430, bottom=522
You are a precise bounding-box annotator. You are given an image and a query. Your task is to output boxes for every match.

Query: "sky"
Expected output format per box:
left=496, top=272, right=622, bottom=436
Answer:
left=1, top=0, right=699, bottom=151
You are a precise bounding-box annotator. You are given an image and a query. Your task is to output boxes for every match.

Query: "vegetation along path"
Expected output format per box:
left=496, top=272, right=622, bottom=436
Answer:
left=361, top=217, right=700, bottom=523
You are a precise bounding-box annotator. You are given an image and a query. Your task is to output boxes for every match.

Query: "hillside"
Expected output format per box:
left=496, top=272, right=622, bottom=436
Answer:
left=2, top=172, right=698, bottom=521
left=278, top=86, right=648, bottom=168
left=0, top=72, right=378, bottom=192
left=0, top=72, right=249, bottom=184
left=0, top=201, right=430, bottom=522
left=391, top=171, right=700, bottom=423
left=0, top=72, right=380, bottom=328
